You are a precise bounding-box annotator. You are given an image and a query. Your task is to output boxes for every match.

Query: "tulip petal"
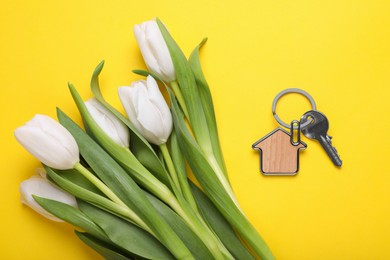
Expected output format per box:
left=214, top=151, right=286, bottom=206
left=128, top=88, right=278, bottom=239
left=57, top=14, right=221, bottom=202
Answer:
left=20, top=174, right=78, bottom=222
left=29, top=115, right=79, bottom=162
left=15, top=125, right=78, bottom=170
left=118, top=86, right=144, bottom=133
left=144, top=22, right=175, bottom=82
left=134, top=20, right=175, bottom=82
left=134, top=24, right=163, bottom=79
left=91, top=61, right=171, bottom=186
left=145, top=76, right=172, bottom=140
left=15, top=115, right=79, bottom=170
left=85, top=98, right=130, bottom=147
left=133, top=85, right=165, bottom=144
left=119, top=79, right=172, bottom=145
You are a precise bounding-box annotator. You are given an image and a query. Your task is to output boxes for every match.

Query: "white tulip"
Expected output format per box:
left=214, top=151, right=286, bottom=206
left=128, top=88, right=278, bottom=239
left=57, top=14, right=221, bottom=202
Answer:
left=85, top=98, right=130, bottom=148
left=14, top=114, right=79, bottom=170
left=20, top=172, right=78, bottom=222
left=118, top=75, right=173, bottom=145
left=134, top=19, right=176, bottom=83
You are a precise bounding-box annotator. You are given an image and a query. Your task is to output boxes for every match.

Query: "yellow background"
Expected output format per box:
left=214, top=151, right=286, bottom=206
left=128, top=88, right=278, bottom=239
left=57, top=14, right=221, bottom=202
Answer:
left=1, top=0, right=389, bottom=259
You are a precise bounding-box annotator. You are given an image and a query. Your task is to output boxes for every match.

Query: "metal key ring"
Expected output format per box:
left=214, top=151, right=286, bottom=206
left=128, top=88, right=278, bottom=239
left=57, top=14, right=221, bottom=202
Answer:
left=272, top=88, right=316, bottom=129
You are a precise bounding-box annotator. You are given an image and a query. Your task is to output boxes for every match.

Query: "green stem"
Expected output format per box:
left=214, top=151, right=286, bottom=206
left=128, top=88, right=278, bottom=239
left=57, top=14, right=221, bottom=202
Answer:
left=123, top=148, right=197, bottom=215
left=74, top=162, right=126, bottom=207
left=159, top=143, right=182, bottom=194
left=171, top=198, right=231, bottom=260
left=123, top=148, right=177, bottom=200
left=170, top=80, right=189, bottom=119
left=169, top=131, right=200, bottom=213
left=110, top=202, right=155, bottom=235
left=195, top=211, right=233, bottom=259
left=73, top=162, right=153, bottom=234
left=112, top=148, right=226, bottom=257
left=159, top=145, right=229, bottom=260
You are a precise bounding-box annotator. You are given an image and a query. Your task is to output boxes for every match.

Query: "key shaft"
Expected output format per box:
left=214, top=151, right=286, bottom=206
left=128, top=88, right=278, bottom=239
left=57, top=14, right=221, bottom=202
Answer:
left=318, top=134, right=342, bottom=167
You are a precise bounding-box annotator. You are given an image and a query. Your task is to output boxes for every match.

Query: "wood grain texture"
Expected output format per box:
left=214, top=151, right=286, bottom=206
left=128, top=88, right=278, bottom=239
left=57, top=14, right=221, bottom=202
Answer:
left=253, top=128, right=306, bottom=174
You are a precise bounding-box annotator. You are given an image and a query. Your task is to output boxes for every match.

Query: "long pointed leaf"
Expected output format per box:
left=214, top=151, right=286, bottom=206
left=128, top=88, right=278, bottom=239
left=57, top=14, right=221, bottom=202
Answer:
left=75, top=231, right=131, bottom=260
left=90, top=61, right=170, bottom=186
left=69, top=83, right=178, bottom=209
left=145, top=192, right=214, bottom=260
left=157, top=19, right=213, bottom=157
left=33, top=196, right=108, bottom=242
left=45, top=166, right=135, bottom=222
left=188, top=39, right=228, bottom=179
left=157, top=21, right=235, bottom=212
left=79, top=200, right=173, bottom=260
left=169, top=91, right=274, bottom=259
left=190, top=184, right=255, bottom=260
left=57, top=108, right=192, bottom=259
left=51, top=167, right=208, bottom=260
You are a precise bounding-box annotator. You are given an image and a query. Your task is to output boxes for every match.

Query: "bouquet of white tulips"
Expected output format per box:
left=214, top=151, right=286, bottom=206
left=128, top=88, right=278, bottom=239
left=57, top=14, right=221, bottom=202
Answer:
left=15, top=18, right=274, bottom=260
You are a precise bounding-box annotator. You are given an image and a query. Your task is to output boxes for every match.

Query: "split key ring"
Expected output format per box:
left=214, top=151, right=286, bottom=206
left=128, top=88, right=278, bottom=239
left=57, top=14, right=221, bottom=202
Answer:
left=272, top=88, right=317, bottom=129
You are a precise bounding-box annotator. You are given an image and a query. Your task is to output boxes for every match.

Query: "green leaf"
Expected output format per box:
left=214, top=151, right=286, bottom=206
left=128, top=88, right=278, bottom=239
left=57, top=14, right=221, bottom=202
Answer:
left=157, top=20, right=234, bottom=218
left=145, top=192, right=214, bottom=260
left=188, top=39, right=228, bottom=180
left=45, top=166, right=129, bottom=219
left=68, top=82, right=129, bottom=168
left=54, top=165, right=214, bottom=259
left=136, top=71, right=240, bottom=258
left=68, top=82, right=178, bottom=209
left=78, top=200, right=174, bottom=260
left=57, top=108, right=157, bottom=221
left=90, top=61, right=170, bottom=186
left=57, top=108, right=193, bottom=259
left=75, top=231, right=132, bottom=260
left=190, top=184, right=255, bottom=260
left=57, top=168, right=103, bottom=195
left=156, top=19, right=213, bottom=157
left=169, top=91, right=274, bottom=259
left=132, top=69, right=149, bottom=77
left=61, top=86, right=225, bottom=259
left=46, top=167, right=176, bottom=259
left=33, top=196, right=108, bottom=242
left=132, top=69, right=162, bottom=81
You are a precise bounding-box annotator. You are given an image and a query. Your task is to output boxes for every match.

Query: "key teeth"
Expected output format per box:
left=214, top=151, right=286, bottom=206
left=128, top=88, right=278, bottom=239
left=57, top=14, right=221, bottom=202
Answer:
left=333, top=146, right=341, bottom=158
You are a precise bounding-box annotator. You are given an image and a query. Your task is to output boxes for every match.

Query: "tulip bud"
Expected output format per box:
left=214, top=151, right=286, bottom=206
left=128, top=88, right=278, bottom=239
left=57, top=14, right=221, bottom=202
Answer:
left=14, top=114, right=79, bottom=170
left=85, top=98, right=130, bottom=148
left=134, top=19, right=175, bottom=82
left=20, top=172, right=78, bottom=222
left=118, top=75, right=173, bottom=145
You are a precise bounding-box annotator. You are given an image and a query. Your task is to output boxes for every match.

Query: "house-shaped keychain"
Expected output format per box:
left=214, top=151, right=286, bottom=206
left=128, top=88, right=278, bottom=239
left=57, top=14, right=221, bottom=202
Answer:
left=252, top=127, right=307, bottom=175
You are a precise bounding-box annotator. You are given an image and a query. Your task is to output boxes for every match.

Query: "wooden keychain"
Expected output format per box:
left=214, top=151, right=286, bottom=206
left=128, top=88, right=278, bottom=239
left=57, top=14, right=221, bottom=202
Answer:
left=252, top=88, right=316, bottom=175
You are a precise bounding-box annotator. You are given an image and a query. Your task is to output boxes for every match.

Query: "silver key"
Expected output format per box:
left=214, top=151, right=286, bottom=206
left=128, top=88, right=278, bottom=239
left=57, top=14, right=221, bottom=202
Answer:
left=300, top=110, right=342, bottom=167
